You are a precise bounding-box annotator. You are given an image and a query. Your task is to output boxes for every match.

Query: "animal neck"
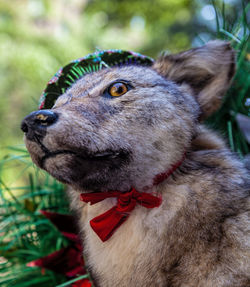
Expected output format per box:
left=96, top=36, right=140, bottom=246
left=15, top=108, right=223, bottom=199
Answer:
left=152, top=152, right=186, bottom=186
left=80, top=153, right=186, bottom=242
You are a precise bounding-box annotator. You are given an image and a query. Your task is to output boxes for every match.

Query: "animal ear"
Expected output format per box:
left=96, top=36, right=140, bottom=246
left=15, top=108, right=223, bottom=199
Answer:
left=153, top=41, right=235, bottom=120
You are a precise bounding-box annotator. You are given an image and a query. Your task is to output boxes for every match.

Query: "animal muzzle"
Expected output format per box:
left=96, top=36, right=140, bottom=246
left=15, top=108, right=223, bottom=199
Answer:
left=21, top=110, right=58, bottom=141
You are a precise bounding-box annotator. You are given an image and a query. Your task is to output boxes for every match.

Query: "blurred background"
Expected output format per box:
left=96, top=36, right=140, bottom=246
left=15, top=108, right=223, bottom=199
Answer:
left=0, top=0, right=247, bottom=149
left=0, top=1, right=249, bottom=286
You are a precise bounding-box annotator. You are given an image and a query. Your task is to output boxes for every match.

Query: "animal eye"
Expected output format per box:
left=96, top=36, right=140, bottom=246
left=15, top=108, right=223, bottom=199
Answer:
left=108, top=82, right=129, bottom=97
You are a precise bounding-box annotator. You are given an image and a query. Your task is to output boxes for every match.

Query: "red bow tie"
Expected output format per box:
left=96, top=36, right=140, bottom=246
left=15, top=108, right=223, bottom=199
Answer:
left=80, top=188, right=162, bottom=242
left=80, top=154, right=185, bottom=242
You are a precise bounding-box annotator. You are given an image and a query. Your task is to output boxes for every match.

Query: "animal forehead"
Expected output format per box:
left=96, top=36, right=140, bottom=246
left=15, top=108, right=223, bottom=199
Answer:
left=68, top=65, right=165, bottom=96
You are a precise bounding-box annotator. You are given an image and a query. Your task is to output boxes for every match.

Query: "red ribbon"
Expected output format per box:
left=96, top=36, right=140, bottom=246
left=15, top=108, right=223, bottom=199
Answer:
left=80, top=153, right=186, bottom=242
left=80, top=188, right=162, bottom=242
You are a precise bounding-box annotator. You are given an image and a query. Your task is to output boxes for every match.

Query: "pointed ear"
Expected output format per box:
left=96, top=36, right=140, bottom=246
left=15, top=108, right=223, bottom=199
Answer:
left=153, top=41, right=236, bottom=120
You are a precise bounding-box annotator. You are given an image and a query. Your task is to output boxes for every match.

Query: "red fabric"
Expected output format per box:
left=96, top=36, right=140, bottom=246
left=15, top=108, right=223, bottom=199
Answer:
left=27, top=245, right=84, bottom=277
left=81, top=188, right=162, bottom=242
left=40, top=210, right=81, bottom=244
left=153, top=153, right=186, bottom=185
left=72, top=279, right=92, bottom=287
left=80, top=154, right=186, bottom=242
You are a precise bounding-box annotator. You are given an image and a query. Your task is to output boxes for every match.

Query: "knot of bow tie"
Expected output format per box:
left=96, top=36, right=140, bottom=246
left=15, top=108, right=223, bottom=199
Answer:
left=80, top=188, right=162, bottom=242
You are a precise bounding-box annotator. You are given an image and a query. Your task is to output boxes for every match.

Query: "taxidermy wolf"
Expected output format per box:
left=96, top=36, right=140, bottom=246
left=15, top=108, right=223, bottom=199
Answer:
left=21, top=41, right=250, bottom=287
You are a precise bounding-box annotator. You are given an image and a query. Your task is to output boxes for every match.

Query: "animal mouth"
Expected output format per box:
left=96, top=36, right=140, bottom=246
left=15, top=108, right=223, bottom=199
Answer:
left=41, top=150, right=124, bottom=166
left=33, top=135, right=128, bottom=168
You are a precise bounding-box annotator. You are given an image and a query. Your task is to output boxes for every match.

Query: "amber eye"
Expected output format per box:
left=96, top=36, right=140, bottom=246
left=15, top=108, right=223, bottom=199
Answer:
left=108, top=82, right=128, bottom=97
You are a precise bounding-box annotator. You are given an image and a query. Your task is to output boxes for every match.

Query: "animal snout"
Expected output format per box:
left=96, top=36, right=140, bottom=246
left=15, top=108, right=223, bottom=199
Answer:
left=21, top=110, right=58, bottom=141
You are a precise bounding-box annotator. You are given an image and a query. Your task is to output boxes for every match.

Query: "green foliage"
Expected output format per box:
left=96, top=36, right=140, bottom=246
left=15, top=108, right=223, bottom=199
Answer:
left=85, top=0, right=193, bottom=54
left=0, top=147, right=69, bottom=287
left=206, top=2, right=250, bottom=156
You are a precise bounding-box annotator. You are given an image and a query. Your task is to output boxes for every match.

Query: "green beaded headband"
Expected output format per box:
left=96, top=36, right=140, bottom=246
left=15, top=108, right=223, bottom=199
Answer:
left=39, top=50, right=154, bottom=109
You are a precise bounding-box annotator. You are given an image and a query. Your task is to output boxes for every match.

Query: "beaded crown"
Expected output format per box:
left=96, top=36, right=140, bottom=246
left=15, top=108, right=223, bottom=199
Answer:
left=39, top=50, right=154, bottom=109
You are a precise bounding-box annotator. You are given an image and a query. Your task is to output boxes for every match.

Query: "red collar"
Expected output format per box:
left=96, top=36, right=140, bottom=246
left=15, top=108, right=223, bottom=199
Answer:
left=80, top=154, right=185, bottom=242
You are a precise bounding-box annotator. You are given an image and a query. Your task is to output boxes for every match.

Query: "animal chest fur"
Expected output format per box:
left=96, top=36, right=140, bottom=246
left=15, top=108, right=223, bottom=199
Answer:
left=80, top=184, right=192, bottom=287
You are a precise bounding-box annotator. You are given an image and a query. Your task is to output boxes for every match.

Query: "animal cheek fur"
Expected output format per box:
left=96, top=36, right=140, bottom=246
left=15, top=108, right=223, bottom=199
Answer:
left=64, top=101, right=124, bottom=128
left=153, top=141, right=165, bottom=152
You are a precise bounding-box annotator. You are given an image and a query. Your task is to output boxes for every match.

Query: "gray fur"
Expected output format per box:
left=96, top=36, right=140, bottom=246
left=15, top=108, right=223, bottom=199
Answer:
left=23, top=41, right=250, bottom=286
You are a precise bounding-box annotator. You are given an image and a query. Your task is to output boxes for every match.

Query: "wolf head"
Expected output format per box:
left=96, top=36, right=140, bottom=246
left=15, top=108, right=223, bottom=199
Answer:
left=21, top=41, right=235, bottom=192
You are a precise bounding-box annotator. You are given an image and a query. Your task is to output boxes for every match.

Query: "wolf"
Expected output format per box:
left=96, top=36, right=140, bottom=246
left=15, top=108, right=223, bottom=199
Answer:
left=21, top=41, right=250, bottom=287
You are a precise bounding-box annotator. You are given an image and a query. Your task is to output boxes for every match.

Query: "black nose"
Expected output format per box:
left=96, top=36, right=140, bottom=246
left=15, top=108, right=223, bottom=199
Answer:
left=21, top=110, right=58, bottom=140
